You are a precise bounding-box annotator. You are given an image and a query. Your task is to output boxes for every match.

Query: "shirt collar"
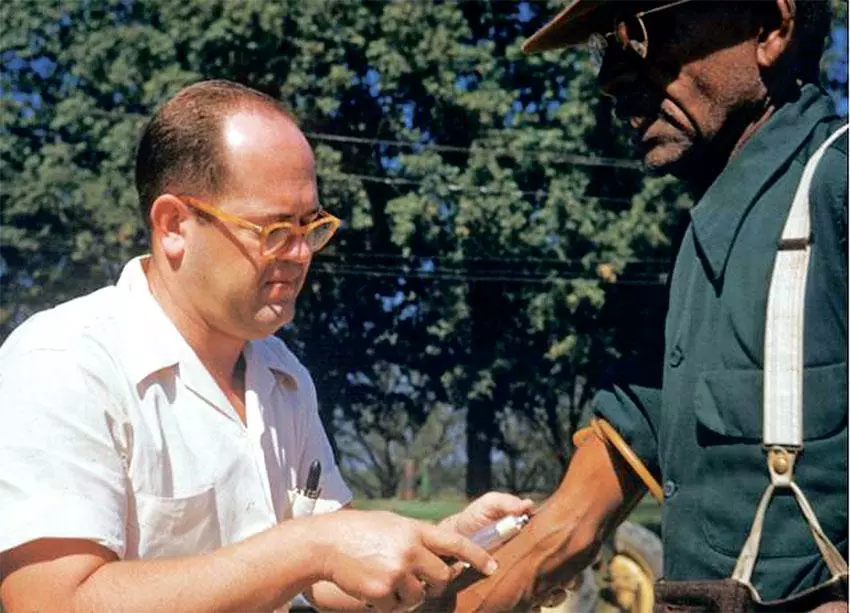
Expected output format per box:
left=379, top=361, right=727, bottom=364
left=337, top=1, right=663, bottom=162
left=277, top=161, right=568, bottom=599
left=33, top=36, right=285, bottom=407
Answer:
left=245, top=339, right=300, bottom=393
left=689, top=85, right=839, bottom=283
left=117, top=256, right=182, bottom=386
left=117, top=256, right=299, bottom=392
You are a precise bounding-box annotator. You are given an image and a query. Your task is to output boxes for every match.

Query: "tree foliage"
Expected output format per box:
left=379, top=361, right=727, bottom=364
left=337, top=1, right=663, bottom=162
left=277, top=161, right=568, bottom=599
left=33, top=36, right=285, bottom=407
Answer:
left=2, top=0, right=845, bottom=497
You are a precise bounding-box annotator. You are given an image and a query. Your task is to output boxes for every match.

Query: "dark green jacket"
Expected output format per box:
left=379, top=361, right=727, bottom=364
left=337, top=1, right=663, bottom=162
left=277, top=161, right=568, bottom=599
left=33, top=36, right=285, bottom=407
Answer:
left=594, top=85, right=848, bottom=600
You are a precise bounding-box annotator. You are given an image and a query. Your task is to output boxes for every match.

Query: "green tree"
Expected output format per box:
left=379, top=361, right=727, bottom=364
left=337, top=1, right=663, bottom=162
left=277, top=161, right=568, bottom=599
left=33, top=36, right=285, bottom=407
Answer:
left=2, top=0, right=844, bottom=499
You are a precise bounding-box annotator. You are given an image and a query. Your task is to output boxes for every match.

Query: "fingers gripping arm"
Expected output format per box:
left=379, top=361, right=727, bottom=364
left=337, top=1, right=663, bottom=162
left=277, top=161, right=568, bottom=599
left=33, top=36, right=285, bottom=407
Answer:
left=435, top=421, right=652, bottom=612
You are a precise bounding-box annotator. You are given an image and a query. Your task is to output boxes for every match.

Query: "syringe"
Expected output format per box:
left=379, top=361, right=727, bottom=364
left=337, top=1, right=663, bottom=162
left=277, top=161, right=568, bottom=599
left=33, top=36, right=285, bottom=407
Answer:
left=468, top=514, right=530, bottom=551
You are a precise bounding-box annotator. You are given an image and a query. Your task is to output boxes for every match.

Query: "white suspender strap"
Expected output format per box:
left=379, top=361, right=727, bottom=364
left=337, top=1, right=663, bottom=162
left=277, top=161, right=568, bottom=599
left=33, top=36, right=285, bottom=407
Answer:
left=732, top=124, right=849, bottom=592
left=763, top=123, right=848, bottom=447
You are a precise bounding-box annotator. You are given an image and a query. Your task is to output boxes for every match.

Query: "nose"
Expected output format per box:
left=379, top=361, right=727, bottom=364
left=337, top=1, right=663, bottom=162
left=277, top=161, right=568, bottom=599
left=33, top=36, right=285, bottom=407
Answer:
left=276, top=234, right=312, bottom=264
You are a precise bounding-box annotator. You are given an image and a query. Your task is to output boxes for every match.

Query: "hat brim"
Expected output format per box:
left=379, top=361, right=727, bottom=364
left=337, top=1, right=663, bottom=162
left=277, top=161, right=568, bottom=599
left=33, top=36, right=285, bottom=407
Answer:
left=522, top=1, right=611, bottom=54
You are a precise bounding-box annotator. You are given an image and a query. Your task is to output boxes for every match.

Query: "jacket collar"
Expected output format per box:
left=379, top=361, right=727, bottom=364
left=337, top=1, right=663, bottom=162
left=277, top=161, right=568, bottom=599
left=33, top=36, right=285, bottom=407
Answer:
left=689, top=85, right=838, bottom=283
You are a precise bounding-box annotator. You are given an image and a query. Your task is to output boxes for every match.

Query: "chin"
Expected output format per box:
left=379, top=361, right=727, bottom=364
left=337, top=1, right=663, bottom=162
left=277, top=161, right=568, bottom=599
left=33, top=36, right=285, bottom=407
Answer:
left=254, top=304, right=295, bottom=333
left=641, top=155, right=674, bottom=177
left=641, top=142, right=691, bottom=178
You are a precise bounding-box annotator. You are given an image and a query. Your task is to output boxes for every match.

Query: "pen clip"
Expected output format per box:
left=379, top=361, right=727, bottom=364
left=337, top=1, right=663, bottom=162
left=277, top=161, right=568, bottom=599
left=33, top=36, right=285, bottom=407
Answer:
left=304, top=459, right=322, bottom=499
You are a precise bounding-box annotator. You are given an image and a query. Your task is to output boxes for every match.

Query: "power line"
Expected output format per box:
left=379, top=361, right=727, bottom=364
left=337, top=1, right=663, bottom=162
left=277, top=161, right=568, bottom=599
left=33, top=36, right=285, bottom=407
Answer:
left=313, top=261, right=668, bottom=286
left=321, top=171, right=635, bottom=203
left=319, top=251, right=672, bottom=266
left=6, top=246, right=674, bottom=281
left=80, top=108, right=643, bottom=170
left=1, top=246, right=669, bottom=285
left=307, top=132, right=642, bottom=170
left=312, top=267, right=668, bottom=286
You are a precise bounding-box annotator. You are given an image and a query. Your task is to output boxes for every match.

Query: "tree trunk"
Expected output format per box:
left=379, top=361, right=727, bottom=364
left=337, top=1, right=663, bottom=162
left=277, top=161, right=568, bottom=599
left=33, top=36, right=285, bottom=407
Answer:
left=466, top=403, right=494, bottom=497
left=465, top=280, right=500, bottom=498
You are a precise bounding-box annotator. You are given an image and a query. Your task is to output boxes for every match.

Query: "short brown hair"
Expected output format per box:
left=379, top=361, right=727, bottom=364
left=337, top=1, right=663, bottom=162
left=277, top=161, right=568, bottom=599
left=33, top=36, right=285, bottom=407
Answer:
left=134, top=80, right=297, bottom=227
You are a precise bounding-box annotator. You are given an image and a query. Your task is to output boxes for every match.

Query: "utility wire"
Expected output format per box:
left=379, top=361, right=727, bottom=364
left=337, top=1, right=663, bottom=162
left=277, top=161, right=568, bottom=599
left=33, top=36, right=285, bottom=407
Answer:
left=2, top=248, right=669, bottom=285
left=81, top=108, right=642, bottom=170
left=313, top=261, right=668, bottom=286
left=321, top=171, right=636, bottom=203
left=318, top=252, right=672, bottom=265
left=312, top=266, right=668, bottom=286
left=307, top=132, right=643, bottom=170
left=7, top=244, right=673, bottom=267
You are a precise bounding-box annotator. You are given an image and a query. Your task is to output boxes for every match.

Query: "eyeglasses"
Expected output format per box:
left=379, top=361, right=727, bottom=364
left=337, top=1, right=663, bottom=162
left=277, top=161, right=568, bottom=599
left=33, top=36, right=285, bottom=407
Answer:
left=587, top=0, right=693, bottom=74
left=178, top=195, right=340, bottom=257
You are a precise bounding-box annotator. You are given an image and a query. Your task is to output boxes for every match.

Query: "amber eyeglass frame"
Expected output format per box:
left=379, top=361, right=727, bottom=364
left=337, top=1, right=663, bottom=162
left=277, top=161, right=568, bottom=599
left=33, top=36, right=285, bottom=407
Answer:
left=587, top=0, right=693, bottom=72
left=178, top=195, right=341, bottom=257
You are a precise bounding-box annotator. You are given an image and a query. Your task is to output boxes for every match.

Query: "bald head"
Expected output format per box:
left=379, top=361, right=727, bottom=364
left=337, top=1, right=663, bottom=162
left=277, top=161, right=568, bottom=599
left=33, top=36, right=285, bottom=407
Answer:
left=220, top=110, right=316, bottom=203
left=134, top=80, right=299, bottom=229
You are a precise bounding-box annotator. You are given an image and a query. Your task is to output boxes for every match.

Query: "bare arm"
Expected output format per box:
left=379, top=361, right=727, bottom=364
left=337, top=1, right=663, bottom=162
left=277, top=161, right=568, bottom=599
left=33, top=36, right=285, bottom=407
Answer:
left=1, top=510, right=497, bottom=613
left=434, top=434, right=647, bottom=612
left=0, top=525, right=320, bottom=613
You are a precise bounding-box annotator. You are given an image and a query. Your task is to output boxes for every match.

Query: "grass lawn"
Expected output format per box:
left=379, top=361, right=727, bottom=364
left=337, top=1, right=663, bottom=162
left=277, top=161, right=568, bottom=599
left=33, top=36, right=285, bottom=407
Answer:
left=354, top=495, right=662, bottom=534
left=353, top=497, right=468, bottom=522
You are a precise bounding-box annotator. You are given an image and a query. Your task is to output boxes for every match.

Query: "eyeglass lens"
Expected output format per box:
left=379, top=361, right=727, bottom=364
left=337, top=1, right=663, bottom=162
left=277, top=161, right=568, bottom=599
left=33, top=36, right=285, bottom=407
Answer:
left=588, top=16, right=649, bottom=74
left=263, top=220, right=337, bottom=256
left=616, top=17, right=648, bottom=57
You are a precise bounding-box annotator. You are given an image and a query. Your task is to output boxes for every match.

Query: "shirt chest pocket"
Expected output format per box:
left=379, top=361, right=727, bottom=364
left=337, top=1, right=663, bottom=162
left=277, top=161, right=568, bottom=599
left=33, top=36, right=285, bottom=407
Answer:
left=131, top=486, right=222, bottom=559
left=693, top=363, right=847, bottom=559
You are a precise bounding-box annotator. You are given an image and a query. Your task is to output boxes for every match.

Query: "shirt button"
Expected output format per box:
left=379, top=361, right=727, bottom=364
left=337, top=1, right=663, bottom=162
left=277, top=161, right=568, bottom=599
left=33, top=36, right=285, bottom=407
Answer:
left=663, top=480, right=678, bottom=499
left=668, top=345, right=684, bottom=368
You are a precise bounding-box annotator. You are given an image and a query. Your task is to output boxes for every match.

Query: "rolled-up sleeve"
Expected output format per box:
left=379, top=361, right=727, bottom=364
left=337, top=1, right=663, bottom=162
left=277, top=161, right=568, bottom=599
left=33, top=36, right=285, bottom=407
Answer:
left=0, top=346, right=128, bottom=557
left=592, top=381, right=662, bottom=483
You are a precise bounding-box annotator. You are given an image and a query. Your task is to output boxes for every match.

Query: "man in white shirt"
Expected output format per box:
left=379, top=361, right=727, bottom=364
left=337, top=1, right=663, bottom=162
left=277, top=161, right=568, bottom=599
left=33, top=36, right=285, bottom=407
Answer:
left=0, top=79, right=531, bottom=613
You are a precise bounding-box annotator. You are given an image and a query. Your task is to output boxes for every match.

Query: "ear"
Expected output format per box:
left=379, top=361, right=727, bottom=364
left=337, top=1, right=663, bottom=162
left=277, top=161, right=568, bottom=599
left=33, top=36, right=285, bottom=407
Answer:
left=757, top=0, right=795, bottom=70
left=149, top=194, right=190, bottom=260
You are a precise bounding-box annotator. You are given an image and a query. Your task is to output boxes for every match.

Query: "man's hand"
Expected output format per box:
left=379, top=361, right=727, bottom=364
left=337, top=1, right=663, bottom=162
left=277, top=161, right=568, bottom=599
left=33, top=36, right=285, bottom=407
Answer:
left=307, top=495, right=532, bottom=612
left=439, top=492, right=535, bottom=538
left=313, top=509, right=498, bottom=612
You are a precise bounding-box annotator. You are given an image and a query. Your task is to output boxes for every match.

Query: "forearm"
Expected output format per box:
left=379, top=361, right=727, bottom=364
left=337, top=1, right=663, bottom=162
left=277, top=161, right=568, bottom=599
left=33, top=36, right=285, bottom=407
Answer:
left=86, top=521, right=328, bottom=613
left=528, top=431, right=647, bottom=575
left=492, top=433, right=643, bottom=582
left=3, top=520, right=326, bottom=613
left=443, top=434, right=646, bottom=611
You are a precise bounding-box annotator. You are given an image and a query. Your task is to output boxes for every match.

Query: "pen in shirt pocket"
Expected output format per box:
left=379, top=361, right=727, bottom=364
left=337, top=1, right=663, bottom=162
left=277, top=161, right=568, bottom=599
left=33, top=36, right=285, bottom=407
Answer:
left=291, top=459, right=322, bottom=517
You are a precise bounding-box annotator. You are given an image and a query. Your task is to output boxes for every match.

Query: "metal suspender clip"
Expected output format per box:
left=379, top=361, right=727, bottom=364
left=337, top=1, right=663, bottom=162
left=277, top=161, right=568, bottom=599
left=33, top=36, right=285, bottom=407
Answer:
left=777, top=236, right=810, bottom=250
left=766, top=445, right=797, bottom=487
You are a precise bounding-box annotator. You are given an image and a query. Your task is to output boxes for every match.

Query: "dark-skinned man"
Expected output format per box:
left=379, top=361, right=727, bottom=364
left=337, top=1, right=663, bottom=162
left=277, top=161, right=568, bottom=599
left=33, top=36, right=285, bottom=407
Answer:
left=440, top=1, right=847, bottom=611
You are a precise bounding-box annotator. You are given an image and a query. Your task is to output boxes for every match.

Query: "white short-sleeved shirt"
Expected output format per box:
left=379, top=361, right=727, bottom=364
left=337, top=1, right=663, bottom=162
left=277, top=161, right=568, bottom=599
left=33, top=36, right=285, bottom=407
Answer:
left=0, top=256, right=352, bottom=560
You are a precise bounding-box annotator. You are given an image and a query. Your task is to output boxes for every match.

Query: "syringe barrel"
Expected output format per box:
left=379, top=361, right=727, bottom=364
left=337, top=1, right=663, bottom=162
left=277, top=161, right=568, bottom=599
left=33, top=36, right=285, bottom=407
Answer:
left=469, top=514, right=529, bottom=551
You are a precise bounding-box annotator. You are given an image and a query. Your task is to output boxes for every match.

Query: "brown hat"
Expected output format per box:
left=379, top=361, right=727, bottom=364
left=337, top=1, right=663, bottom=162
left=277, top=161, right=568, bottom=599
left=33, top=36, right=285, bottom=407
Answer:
left=522, top=1, right=612, bottom=54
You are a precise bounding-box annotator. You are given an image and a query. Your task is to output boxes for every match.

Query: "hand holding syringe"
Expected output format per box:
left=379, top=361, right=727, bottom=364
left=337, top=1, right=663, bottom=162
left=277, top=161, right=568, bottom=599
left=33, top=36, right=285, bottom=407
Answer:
left=468, top=513, right=530, bottom=551
left=441, top=513, right=531, bottom=574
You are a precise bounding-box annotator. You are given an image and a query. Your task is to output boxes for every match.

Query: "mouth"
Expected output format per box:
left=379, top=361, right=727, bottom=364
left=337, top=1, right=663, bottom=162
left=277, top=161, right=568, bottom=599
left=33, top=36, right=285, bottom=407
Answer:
left=264, top=280, right=301, bottom=304
left=265, top=267, right=305, bottom=286
left=265, top=278, right=300, bottom=286
left=263, top=269, right=304, bottom=301
left=616, top=95, right=684, bottom=152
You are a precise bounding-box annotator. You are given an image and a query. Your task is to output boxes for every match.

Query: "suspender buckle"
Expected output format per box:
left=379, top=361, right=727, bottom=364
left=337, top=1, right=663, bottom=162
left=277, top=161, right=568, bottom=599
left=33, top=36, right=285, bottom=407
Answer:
left=777, top=236, right=810, bottom=250
left=766, top=445, right=798, bottom=486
